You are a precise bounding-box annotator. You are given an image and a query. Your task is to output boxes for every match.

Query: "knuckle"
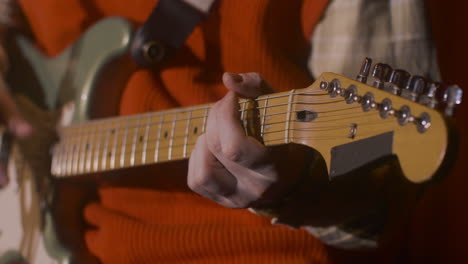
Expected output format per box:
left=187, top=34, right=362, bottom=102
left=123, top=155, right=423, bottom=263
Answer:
left=187, top=173, right=210, bottom=191
left=221, top=143, right=243, bottom=163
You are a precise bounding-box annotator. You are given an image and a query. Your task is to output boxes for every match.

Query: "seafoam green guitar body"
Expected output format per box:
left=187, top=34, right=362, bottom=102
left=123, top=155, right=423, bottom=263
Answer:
left=0, top=17, right=132, bottom=264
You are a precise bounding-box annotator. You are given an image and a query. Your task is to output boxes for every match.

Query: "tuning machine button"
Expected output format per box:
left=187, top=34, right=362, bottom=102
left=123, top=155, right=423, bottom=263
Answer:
left=320, top=81, right=328, bottom=90
left=401, top=75, right=427, bottom=101
left=371, top=63, right=393, bottom=89
left=443, top=85, right=463, bottom=116
left=396, top=105, right=412, bottom=126
left=344, top=85, right=358, bottom=104
left=386, top=69, right=410, bottom=95
left=356, top=57, right=372, bottom=84
left=328, top=79, right=342, bottom=97
left=361, top=92, right=376, bottom=112
left=415, top=112, right=431, bottom=133
left=418, top=82, right=440, bottom=109
left=379, top=98, right=393, bottom=119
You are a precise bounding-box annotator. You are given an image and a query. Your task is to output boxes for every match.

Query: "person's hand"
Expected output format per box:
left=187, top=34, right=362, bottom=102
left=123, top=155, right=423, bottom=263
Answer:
left=187, top=72, right=309, bottom=211
left=0, top=81, right=32, bottom=188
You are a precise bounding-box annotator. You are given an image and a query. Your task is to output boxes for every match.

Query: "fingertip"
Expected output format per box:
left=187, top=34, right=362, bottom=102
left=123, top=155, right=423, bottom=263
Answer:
left=15, top=121, right=33, bottom=139
left=8, top=118, right=33, bottom=139
left=223, top=72, right=244, bottom=84
left=222, top=72, right=272, bottom=98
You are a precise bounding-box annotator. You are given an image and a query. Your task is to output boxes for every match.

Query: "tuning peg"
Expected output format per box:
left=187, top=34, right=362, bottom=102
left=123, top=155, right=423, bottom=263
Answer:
left=356, top=57, right=372, bottom=84
left=386, top=69, right=411, bottom=95
left=443, top=85, right=463, bottom=116
left=371, top=63, right=393, bottom=89
left=418, top=82, right=440, bottom=109
left=401, top=75, right=427, bottom=101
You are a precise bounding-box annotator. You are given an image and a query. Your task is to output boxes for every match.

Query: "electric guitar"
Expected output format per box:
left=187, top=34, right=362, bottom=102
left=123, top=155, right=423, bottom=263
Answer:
left=0, top=17, right=459, bottom=264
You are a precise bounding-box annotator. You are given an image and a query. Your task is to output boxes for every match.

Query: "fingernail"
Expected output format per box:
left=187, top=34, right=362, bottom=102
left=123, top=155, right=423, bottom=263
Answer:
left=227, top=72, right=243, bottom=83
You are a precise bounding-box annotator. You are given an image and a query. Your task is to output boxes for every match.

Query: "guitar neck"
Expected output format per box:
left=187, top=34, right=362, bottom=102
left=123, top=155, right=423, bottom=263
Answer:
left=51, top=90, right=296, bottom=177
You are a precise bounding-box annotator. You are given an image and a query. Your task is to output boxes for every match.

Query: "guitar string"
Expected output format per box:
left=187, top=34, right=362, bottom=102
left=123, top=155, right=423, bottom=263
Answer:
left=61, top=99, right=340, bottom=134
left=60, top=102, right=365, bottom=139
left=52, top=133, right=343, bottom=175
left=53, top=119, right=396, bottom=172
left=61, top=89, right=334, bottom=130
left=54, top=128, right=393, bottom=176
left=55, top=108, right=389, bottom=153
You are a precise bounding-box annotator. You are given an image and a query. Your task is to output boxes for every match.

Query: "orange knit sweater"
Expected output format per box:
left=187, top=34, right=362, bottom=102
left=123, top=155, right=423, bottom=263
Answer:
left=18, top=0, right=331, bottom=263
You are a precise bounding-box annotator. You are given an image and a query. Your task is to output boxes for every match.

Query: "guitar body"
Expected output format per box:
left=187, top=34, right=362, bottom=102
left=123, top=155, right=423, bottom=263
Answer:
left=0, top=17, right=133, bottom=264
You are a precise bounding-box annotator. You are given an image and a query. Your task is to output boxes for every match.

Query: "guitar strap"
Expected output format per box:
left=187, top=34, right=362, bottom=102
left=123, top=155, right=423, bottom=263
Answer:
left=130, top=0, right=217, bottom=67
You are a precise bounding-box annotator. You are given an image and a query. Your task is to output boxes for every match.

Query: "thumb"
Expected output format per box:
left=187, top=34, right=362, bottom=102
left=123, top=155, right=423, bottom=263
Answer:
left=222, top=72, right=274, bottom=99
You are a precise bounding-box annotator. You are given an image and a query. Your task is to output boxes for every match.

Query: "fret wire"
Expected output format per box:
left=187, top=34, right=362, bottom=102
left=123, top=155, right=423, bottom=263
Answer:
left=72, top=125, right=83, bottom=175
left=57, top=107, right=377, bottom=158
left=85, top=124, right=95, bottom=173
left=55, top=137, right=65, bottom=176
left=65, top=130, right=72, bottom=175
left=56, top=123, right=390, bottom=176
left=254, top=90, right=326, bottom=101
left=93, top=122, right=102, bottom=172
left=120, top=117, right=131, bottom=168
left=55, top=145, right=62, bottom=176
left=59, top=90, right=330, bottom=137
left=60, top=90, right=326, bottom=133
left=142, top=115, right=151, bottom=164
left=51, top=144, right=59, bottom=175
left=168, top=112, right=177, bottom=160
left=154, top=114, right=164, bottom=162
left=101, top=121, right=112, bottom=170
left=58, top=115, right=387, bottom=159
left=183, top=110, right=192, bottom=158
left=285, top=89, right=295, bottom=143
left=110, top=121, right=120, bottom=169
left=254, top=99, right=342, bottom=111
left=260, top=95, right=269, bottom=137
left=130, top=116, right=141, bottom=166
left=202, top=107, right=209, bottom=133
left=65, top=134, right=73, bottom=176
left=71, top=123, right=365, bottom=160
left=60, top=100, right=354, bottom=141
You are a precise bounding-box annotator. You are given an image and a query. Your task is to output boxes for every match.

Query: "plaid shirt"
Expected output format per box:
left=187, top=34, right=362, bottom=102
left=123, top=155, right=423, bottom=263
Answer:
left=307, top=0, right=439, bottom=248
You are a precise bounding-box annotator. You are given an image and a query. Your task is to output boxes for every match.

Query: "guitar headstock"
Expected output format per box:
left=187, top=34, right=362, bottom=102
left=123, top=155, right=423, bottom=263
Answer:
left=289, top=58, right=461, bottom=183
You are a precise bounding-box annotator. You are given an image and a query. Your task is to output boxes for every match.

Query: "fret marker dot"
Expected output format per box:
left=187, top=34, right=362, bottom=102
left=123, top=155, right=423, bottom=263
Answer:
left=139, top=135, right=144, bottom=142
left=164, top=131, right=168, bottom=138
left=193, top=127, right=198, bottom=134
left=108, top=152, right=112, bottom=157
left=85, top=144, right=90, bottom=150
left=111, top=129, right=115, bottom=134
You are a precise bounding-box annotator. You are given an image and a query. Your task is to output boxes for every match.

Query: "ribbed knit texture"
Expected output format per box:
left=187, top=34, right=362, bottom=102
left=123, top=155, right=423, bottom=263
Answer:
left=18, top=0, right=330, bottom=263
